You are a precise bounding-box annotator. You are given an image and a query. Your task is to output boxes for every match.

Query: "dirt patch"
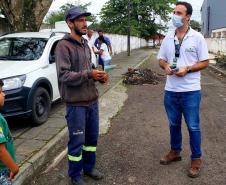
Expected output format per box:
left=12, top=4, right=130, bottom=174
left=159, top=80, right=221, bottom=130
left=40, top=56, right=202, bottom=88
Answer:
left=122, top=68, right=163, bottom=85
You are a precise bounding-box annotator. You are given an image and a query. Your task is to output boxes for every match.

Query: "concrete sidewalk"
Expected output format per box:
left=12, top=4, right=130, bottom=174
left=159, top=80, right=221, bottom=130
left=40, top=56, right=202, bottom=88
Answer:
left=13, top=48, right=155, bottom=185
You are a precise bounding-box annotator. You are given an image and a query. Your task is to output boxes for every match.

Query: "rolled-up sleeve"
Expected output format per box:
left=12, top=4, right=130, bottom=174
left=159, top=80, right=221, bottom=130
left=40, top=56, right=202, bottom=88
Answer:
left=197, top=36, right=209, bottom=62
left=157, top=38, right=168, bottom=62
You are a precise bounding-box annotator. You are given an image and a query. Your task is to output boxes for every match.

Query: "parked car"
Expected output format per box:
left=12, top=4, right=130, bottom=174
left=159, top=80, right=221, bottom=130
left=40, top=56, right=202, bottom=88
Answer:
left=0, top=31, right=66, bottom=125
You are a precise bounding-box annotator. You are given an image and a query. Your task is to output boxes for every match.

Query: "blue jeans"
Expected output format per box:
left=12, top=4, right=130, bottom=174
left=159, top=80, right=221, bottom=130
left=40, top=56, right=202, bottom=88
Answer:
left=98, top=57, right=104, bottom=70
left=0, top=170, right=12, bottom=185
left=65, top=102, right=99, bottom=181
left=164, top=90, right=202, bottom=160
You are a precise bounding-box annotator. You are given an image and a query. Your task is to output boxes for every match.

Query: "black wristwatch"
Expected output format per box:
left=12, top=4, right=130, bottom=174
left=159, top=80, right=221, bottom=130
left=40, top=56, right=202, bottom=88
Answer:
left=186, top=66, right=192, bottom=73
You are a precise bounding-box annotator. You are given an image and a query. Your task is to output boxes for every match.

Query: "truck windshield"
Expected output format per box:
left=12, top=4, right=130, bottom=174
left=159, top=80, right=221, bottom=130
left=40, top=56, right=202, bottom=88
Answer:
left=0, top=37, right=47, bottom=61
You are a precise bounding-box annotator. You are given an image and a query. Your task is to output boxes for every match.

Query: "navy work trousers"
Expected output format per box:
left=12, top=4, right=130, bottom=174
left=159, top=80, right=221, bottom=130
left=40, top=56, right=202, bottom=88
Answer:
left=65, top=102, right=99, bottom=181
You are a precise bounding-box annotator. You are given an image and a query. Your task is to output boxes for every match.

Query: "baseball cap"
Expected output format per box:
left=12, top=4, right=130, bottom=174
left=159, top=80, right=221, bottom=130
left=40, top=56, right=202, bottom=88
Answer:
left=65, top=6, right=91, bottom=21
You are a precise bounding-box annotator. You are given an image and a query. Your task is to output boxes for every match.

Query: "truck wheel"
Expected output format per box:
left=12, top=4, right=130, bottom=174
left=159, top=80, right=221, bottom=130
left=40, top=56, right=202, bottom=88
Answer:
left=31, top=87, right=51, bottom=125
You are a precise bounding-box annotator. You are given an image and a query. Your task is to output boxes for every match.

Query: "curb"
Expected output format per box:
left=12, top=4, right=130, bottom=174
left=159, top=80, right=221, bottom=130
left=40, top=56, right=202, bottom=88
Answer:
left=14, top=54, right=152, bottom=185
left=208, top=64, right=226, bottom=78
left=14, top=128, right=68, bottom=185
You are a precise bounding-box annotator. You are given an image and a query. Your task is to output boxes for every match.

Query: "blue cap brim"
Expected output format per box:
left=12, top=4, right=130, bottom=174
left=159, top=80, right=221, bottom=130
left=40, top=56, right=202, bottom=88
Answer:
left=67, top=12, right=91, bottom=21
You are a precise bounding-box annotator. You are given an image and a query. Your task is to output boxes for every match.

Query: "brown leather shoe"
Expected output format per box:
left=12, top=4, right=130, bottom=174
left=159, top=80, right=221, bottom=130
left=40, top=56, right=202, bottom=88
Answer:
left=160, top=150, right=182, bottom=165
left=188, top=159, right=202, bottom=178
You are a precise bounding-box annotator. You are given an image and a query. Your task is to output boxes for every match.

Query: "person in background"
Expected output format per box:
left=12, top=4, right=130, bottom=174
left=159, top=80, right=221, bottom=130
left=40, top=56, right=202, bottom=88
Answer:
left=83, top=29, right=97, bottom=68
left=94, top=30, right=113, bottom=70
left=0, top=79, right=19, bottom=185
left=96, top=36, right=112, bottom=69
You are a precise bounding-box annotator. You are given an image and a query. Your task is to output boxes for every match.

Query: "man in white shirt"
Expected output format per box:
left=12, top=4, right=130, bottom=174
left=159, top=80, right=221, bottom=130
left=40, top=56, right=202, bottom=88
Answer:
left=83, top=29, right=97, bottom=68
left=157, top=1, right=209, bottom=178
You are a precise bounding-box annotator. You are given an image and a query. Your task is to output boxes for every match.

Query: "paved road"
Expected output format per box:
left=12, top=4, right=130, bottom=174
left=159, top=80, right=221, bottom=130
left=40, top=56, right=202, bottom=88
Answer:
left=26, top=53, right=226, bottom=185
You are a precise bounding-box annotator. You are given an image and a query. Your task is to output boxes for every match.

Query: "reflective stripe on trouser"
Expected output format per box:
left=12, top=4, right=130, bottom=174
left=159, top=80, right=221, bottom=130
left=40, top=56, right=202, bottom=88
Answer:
left=68, top=154, right=82, bottom=162
left=82, top=146, right=97, bottom=152
left=65, top=103, right=99, bottom=181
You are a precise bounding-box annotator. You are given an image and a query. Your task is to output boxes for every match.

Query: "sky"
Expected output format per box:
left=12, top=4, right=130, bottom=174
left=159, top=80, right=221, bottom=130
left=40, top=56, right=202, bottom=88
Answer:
left=188, top=0, right=204, bottom=22
left=49, top=0, right=204, bottom=22
left=49, top=0, right=108, bottom=16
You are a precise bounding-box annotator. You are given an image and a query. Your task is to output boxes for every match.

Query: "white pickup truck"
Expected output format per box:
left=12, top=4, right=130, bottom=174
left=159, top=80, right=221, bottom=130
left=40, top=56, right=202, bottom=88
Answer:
left=0, top=31, right=66, bottom=125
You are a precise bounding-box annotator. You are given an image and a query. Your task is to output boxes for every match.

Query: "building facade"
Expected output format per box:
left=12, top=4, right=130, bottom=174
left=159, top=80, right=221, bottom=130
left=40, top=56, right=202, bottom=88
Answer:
left=201, top=0, right=226, bottom=37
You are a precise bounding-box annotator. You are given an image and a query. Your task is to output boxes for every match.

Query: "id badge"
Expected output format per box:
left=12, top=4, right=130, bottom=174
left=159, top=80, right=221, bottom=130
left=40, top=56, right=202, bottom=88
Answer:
left=171, top=58, right=177, bottom=69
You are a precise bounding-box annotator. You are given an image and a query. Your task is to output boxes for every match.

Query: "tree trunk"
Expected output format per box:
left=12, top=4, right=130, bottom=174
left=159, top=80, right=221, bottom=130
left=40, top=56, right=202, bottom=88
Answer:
left=0, top=0, right=53, bottom=32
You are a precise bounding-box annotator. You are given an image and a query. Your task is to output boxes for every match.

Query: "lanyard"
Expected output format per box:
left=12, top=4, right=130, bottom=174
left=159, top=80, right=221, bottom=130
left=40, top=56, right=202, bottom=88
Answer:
left=174, top=27, right=190, bottom=58
left=172, top=27, right=190, bottom=68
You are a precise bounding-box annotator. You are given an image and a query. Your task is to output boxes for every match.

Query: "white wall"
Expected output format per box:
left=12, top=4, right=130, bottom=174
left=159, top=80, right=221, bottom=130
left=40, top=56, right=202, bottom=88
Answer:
left=93, top=33, right=147, bottom=55
left=206, top=38, right=226, bottom=55
left=53, top=21, right=147, bottom=55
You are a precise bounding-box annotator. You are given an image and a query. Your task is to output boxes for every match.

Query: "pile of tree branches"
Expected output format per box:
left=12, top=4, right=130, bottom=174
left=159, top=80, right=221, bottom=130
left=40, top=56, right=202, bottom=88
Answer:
left=122, top=68, right=163, bottom=85
left=216, top=55, right=226, bottom=70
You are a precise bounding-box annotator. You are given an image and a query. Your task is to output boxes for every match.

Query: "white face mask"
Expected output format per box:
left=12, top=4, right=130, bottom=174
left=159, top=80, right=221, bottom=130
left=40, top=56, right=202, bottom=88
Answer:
left=172, top=14, right=184, bottom=28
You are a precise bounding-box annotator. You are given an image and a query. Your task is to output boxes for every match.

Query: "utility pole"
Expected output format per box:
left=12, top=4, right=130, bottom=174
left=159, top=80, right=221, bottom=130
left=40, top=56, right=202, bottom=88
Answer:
left=127, top=1, right=131, bottom=56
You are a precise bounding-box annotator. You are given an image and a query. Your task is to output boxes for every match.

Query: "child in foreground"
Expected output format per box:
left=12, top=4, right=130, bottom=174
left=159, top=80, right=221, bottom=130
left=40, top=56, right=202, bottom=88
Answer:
left=0, top=79, right=19, bottom=184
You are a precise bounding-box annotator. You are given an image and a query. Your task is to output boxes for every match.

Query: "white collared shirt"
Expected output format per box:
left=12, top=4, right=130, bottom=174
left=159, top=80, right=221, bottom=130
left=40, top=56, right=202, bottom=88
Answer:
left=83, top=35, right=97, bottom=67
left=157, top=28, right=209, bottom=92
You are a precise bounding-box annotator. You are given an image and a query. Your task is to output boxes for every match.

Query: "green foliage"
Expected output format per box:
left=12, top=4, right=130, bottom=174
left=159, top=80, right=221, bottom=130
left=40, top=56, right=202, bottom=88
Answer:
left=99, top=0, right=176, bottom=38
left=190, top=20, right=201, bottom=31
left=45, top=2, right=97, bottom=26
left=23, top=0, right=37, bottom=31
